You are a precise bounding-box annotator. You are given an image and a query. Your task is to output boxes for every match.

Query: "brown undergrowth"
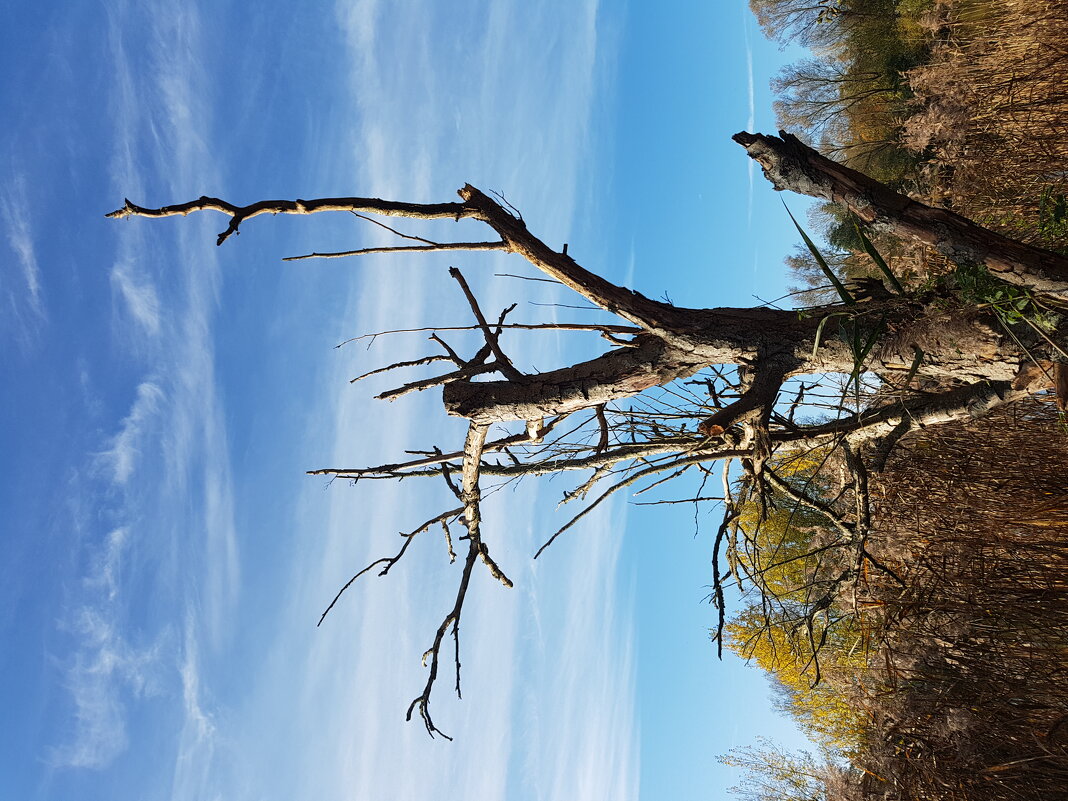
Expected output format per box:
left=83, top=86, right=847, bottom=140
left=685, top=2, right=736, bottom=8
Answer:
left=855, top=398, right=1068, bottom=799
left=740, top=3, right=1068, bottom=796
left=724, top=399, right=1068, bottom=800
left=904, top=0, right=1068, bottom=253
left=778, top=0, right=1068, bottom=304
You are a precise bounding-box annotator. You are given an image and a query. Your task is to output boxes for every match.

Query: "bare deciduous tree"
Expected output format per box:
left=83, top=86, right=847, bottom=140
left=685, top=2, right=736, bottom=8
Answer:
left=108, top=131, right=1068, bottom=737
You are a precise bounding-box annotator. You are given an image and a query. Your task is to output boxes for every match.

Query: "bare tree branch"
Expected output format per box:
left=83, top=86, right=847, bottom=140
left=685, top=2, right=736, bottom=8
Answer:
left=317, top=507, right=463, bottom=627
left=336, top=322, right=642, bottom=349
left=347, top=210, right=440, bottom=245
left=376, top=360, right=504, bottom=401
left=406, top=423, right=493, bottom=740
left=284, top=241, right=508, bottom=261
left=107, top=194, right=474, bottom=246
left=350, top=354, right=453, bottom=384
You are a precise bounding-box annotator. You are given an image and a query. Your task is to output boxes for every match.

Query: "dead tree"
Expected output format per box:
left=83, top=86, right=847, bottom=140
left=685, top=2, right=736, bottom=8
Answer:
left=108, top=131, right=1068, bottom=737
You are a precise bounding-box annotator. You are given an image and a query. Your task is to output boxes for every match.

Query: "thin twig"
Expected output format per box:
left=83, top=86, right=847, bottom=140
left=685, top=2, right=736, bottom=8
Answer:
left=284, top=241, right=508, bottom=261
left=495, top=272, right=562, bottom=284
left=376, top=361, right=503, bottom=401
left=336, top=322, right=641, bottom=348
left=317, top=507, right=462, bottom=627
left=348, top=210, right=439, bottom=245
left=351, top=354, right=452, bottom=384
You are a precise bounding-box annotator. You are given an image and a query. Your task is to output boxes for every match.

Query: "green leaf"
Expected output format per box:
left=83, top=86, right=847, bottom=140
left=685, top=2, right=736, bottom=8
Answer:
left=1054, top=194, right=1067, bottom=223
left=851, top=214, right=905, bottom=295
left=785, top=202, right=855, bottom=306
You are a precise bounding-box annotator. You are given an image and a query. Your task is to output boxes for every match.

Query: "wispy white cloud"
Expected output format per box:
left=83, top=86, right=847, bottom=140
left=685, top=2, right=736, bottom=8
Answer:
left=54, top=0, right=239, bottom=782
left=83, top=527, right=130, bottom=602
left=0, top=172, right=46, bottom=344
left=111, top=259, right=162, bottom=337
left=97, top=381, right=163, bottom=486
left=104, top=0, right=239, bottom=625
left=743, top=11, right=756, bottom=228
left=53, top=528, right=164, bottom=770
left=524, top=507, right=639, bottom=801
left=178, top=625, right=213, bottom=744
left=168, top=616, right=218, bottom=801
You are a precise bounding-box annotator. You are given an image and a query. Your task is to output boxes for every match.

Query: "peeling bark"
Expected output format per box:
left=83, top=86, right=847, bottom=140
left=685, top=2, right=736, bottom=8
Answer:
left=442, top=334, right=705, bottom=423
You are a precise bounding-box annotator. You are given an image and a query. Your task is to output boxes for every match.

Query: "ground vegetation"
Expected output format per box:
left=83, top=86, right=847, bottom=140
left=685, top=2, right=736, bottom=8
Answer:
left=727, top=2, right=1068, bottom=797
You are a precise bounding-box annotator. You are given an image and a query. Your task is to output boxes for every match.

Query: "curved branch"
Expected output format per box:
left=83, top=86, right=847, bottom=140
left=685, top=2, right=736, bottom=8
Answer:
left=317, top=507, right=462, bottom=627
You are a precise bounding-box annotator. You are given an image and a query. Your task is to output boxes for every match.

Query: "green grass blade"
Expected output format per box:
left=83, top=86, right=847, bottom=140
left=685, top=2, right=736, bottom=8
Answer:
left=810, top=311, right=846, bottom=360
left=851, top=215, right=905, bottom=295
left=846, top=314, right=887, bottom=399
left=902, top=346, right=924, bottom=388
left=785, top=202, right=855, bottom=306
left=852, top=316, right=885, bottom=374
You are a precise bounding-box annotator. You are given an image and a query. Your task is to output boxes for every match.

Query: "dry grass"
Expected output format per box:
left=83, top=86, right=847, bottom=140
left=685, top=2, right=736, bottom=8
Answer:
left=752, top=7, right=1068, bottom=796
left=855, top=398, right=1068, bottom=800
left=904, top=0, right=1068, bottom=248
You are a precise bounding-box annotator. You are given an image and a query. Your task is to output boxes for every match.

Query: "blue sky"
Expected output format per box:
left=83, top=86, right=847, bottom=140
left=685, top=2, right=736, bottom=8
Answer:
left=2, top=2, right=815, bottom=798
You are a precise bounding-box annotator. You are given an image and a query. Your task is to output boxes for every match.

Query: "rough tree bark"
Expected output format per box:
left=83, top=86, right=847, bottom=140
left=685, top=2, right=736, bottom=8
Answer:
left=735, top=131, right=1068, bottom=298
left=108, top=131, right=1068, bottom=736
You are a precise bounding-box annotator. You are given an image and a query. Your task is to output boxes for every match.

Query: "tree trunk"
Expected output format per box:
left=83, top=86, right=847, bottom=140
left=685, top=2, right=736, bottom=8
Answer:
left=445, top=298, right=1043, bottom=424
left=734, top=131, right=1068, bottom=299
left=108, top=131, right=1068, bottom=431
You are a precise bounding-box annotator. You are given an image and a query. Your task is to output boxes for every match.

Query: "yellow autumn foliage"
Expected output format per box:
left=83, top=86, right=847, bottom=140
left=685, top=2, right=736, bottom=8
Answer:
left=726, top=449, right=872, bottom=756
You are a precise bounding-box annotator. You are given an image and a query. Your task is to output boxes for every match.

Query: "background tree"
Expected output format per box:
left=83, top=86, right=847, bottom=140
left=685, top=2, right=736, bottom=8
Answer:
left=724, top=448, right=875, bottom=756
left=772, top=58, right=908, bottom=166
left=749, top=0, right=854, bottom=50
left=719, top=737, right=859, bottom=801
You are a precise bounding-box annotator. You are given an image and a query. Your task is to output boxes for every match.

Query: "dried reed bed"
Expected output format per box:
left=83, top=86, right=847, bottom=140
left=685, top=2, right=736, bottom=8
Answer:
left=856, top=398, right=1068, bottom=800
left=905, top=0, right=1068, bottom=247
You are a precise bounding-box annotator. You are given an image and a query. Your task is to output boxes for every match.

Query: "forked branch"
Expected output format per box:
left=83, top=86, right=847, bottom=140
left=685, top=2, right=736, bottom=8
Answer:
left=317, top=507, right=463, bottom=627
left=406, top=423, right=499, bottom=739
